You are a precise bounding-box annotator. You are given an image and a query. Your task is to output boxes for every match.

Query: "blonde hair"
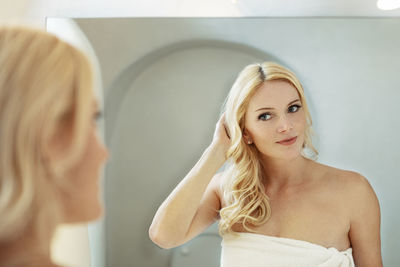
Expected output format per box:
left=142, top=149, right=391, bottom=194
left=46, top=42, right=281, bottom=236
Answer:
left=0, top=26, right=94, bottom=254
left=218, top=61, right=318, bottom=236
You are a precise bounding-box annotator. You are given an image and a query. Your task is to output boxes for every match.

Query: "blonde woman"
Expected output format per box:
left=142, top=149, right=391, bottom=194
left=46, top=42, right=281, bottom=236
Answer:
left=149, top=62, right=382, bottom=266
left=0, top=26, right=108, bottom=266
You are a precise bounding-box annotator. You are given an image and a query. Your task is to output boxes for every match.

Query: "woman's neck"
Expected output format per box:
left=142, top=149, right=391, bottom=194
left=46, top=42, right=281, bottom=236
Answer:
left=260, top=154, right=312, bottom=191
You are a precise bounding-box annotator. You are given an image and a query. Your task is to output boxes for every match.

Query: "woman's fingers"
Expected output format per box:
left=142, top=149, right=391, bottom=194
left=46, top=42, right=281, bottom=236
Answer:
left=213, top=113, right=230, bottom=145
left=219, top=113, right=230, bottom=139
left=210, top=113, right=231, bottom=159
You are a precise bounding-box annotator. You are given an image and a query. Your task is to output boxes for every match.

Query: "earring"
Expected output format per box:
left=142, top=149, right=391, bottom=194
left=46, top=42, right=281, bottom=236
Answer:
left=247, top=140, right=252, bottom=144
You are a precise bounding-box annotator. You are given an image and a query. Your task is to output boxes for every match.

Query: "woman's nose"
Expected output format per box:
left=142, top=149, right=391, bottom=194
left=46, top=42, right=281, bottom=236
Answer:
left=277, top=115, right=294, bottom=133
left=96, top=131, right=109, bottom=162
left=102, top=144, right=109, bottom=161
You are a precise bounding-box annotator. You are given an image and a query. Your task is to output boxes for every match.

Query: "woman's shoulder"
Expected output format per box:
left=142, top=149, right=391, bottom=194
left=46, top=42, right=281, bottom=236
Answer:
left=0, top=257, right=62, bottom=267
left=209, top=170, right=230, bottom=207
left=310, top=162, right=378, bottom=224
left=210, top=171, right=225, bottom=192
left=311, top=161, right=373, bottom=198
left=312, top=161, right=366, bottom=182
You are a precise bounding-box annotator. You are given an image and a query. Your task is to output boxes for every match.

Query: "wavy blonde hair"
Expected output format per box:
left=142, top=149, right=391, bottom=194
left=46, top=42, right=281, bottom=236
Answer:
left=218, top=61, right=318, bottom=236
left=0, top=26, right=94, bottom=256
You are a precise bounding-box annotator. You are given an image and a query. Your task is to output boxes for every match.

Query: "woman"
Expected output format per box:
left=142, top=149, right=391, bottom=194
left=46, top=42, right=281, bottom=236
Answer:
left=149, top=62, right=382, bottom=266
left=0, top=26, right=108, bottom=266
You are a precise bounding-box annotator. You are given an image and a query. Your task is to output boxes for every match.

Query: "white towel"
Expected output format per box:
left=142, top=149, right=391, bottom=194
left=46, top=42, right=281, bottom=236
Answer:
left=221, top=232, right=355, bottom=267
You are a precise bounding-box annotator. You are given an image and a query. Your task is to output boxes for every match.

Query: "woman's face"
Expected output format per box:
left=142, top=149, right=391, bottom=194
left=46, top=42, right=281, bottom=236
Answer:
left=60, top=100, right=109, bottom=223
left=243, top=79, right=306, bottom=160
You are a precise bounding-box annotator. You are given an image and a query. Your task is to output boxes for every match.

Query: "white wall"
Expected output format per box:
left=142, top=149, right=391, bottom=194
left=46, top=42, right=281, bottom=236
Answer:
left=3, top=0, right=400, bottom=29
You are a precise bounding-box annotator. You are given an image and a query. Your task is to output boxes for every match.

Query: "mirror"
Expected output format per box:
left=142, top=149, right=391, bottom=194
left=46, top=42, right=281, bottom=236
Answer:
left=48, top=17, right=399, bottom=267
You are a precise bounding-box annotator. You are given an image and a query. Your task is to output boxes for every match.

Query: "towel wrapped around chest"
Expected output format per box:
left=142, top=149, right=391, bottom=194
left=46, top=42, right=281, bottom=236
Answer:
left=220, top=232, right=355, bottom=267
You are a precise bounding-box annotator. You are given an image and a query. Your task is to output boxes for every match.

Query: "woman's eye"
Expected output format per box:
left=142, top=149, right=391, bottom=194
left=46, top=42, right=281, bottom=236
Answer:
left=93, top=111, right=102, bottom=122
left=288, top=104, right=301, bottom=113
left=258, top=113, right=271, bottom=121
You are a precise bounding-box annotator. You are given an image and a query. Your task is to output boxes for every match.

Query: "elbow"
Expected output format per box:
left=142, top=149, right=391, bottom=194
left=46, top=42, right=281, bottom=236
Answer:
left=148, top=225, right=178, bottom=249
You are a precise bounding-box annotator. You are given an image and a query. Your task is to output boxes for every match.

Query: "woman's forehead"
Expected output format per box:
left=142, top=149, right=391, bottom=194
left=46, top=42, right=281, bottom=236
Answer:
left=249, top=80, right=299, bottom=110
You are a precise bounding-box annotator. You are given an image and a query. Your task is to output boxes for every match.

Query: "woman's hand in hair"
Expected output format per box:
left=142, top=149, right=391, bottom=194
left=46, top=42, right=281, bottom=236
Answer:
left=210, top=113, right=231, bottom=160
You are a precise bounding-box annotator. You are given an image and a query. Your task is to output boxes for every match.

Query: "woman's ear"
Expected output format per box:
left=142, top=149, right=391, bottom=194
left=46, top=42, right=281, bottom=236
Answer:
left=43, top=119, right=73, bottom=164
left=242, top=129, right=253, bottom=144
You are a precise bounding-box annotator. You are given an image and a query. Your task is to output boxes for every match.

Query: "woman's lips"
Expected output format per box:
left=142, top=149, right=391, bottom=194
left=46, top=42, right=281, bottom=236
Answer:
left=276, top=136, right=297, bottom=145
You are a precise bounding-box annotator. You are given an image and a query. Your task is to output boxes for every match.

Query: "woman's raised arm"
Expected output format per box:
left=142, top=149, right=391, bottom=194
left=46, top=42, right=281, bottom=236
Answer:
left=149, top=114, right=230, bottom=249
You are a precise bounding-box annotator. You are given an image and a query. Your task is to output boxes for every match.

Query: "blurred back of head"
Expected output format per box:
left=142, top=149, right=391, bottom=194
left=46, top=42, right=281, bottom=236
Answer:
left=0, top=25, right=94, bottom=252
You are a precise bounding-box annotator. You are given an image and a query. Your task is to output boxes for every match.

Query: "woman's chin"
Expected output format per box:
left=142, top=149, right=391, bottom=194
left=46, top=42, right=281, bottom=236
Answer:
left=275, top=149, right=303, bottom=161
left=62, top=204, right=104, bottom=224
left=83, top=205, right=104, bottom=223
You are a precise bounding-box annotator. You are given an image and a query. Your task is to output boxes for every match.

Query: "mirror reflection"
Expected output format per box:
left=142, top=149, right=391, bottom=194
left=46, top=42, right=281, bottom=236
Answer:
left=47, top=17, right=399, bottom=267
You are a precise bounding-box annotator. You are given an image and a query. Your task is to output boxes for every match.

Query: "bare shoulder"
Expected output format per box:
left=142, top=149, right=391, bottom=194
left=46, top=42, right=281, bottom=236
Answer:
left=312, top=161, right=379, bottom=209
left=209, top=171, right=227, bottom=207
left=311, top=161, right=371, bottom=189
left=338, top=170, right=380, bottom=216
left=312, top=161, right=382, bottom=265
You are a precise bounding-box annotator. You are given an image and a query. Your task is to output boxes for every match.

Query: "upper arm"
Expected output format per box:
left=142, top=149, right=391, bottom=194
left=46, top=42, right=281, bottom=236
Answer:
left=347, top=172, right=383, bottom=267
left=181, top=172, right=223, bottom=244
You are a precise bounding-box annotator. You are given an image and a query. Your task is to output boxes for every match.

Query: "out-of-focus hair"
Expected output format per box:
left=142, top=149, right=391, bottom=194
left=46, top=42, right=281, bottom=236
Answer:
left=218, top=61, right=318, bottom=236
left=0, top=25, right=94, bottom=253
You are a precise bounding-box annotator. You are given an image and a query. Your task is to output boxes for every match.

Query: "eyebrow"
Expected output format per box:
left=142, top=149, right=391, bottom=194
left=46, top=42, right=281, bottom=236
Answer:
left=255, top=99, right=301, bottom=112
